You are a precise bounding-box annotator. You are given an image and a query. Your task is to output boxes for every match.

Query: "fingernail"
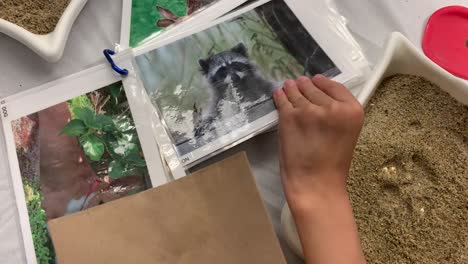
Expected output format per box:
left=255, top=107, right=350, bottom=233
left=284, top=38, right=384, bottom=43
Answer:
left=314, top=74, right=325, bottom=80
left=284, top=80, right=293, bottom=89
left=274, top=88, right=283, bottom=96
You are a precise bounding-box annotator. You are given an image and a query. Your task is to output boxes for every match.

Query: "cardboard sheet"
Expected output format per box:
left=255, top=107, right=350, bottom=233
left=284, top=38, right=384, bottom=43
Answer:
left=48, top=152, right=286, bottom=264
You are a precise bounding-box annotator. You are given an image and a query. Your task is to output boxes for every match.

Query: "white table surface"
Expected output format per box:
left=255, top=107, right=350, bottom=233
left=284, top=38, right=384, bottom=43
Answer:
left=0, top=0, right=466, bottom=263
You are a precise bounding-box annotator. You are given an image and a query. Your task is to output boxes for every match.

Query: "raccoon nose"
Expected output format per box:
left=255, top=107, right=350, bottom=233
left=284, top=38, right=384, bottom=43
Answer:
left=231, top=74, right=241, bottom=83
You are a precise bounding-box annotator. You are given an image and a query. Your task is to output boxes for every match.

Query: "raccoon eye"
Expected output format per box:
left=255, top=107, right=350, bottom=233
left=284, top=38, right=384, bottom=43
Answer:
left=231, top=62, right=249, bottom=72
left=216, top=67, right=228, bottom=80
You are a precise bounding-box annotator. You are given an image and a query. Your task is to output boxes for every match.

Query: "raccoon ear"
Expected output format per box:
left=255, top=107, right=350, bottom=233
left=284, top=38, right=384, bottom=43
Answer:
left=199, top=59, right=210, bottom=75
left=231, top=43, right=248, bottom=57
left=156, top=19, right=175, bottom=27
left=156, top=6, right=179, bottom=20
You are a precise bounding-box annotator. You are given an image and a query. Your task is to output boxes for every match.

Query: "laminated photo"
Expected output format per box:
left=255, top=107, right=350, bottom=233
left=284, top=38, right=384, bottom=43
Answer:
left=122, top=0, right=247, bottom=48
left=135, top=0, right=342, bottom=165
left=10, top=81, right=150, bottom=263
left=1, top=63, right=167, bottom=264
left=133, top=0, right=218, bottom=47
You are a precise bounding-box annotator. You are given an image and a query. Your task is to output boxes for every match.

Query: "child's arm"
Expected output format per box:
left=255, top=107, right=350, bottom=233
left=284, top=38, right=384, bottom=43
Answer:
left=273, top=75, right=366, bottom=264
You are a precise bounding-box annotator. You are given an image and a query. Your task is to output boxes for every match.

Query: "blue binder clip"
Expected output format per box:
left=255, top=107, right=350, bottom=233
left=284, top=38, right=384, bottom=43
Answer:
left=103, top=49, right=129, bottom=76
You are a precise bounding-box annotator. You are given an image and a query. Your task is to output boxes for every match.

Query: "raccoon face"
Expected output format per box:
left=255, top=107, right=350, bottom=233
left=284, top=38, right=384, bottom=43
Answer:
left=199, top=43, right=254, bottom=88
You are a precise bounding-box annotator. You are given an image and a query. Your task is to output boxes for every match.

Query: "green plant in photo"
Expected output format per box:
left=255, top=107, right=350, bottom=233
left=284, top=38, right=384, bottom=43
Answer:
left=61, top=86, right=147, bottom=180
left=24, top=180, right=54, bottom=264
left=68, top=95, right=93, bottom=119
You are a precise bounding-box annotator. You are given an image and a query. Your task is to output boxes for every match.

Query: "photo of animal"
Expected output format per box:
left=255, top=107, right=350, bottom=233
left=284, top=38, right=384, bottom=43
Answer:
left=156, top=0, right=217, bottom=27
left=135, top=0, right=340, bottom=157
left=130, top=0, right=218, bottom=47
left=194, top=43, right=276, bottom=137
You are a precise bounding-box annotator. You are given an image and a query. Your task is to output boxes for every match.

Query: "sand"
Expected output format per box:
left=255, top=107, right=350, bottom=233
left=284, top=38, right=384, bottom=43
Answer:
left=0, top=0, right=70, bottom=35
left=348, top=75, right=468, bottom=263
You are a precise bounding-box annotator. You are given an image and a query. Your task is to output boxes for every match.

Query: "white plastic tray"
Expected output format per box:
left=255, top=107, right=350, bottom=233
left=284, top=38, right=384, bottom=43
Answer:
left=0, top=0, right=88, bottom=63
left=357, top=32, right=468, bottom=106
left=281, top=32, right=468, bottom=258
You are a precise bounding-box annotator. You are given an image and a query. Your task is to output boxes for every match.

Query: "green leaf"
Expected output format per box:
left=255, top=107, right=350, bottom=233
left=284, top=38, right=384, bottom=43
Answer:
left=86, top=117, right=103, bottom=130
left=73, top=107, right=96, bottom=128
left=96, top=114, right=115, bottom=132
left=114, top=116, right=134, bottom=133
left=108, top=160, right=126, bottom=179
left=60, top=119, right=87, bottom=136
left=125, top=152, right=147, bottom=167
left=81, top=135, right=105, bottom=161
left=110, top=84, right=122, bottom=104
left=110, top=137, right=138, bottom=157
left=102, top=133, right=118, bottom=156
left=23, top=180, right=54, bottom=262
left=68, top=95, right=93, bottom=119
left=74, top=107, right=115, bottom=131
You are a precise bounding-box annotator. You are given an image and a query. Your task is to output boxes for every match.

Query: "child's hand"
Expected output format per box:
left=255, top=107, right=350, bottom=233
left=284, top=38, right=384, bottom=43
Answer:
left=273, top=75, right=364, bottom=209
left=274, top=76, right=366, bottom=264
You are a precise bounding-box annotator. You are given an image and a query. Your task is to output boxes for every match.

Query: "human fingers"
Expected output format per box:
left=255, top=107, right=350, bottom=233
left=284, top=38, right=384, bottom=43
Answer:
left=284, top=80, right=310, bottom=108
left=296, top=76, right=334, bottom=106
left=311, top=75, right=355, bottom=102
left=273, top=88, right=293, bottom=112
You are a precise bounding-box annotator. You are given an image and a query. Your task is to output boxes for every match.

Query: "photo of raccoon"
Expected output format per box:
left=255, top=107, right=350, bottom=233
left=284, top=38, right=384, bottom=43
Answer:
left=135, top=0, right=341, bottom=159
left=194, top=43, right=277, bottom=138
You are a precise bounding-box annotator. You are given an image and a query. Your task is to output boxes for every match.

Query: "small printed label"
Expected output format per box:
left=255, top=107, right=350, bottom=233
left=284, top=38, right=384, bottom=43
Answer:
left=181, top=157, right=190, bottom=164
left=1, top=106, right=8, bottom=118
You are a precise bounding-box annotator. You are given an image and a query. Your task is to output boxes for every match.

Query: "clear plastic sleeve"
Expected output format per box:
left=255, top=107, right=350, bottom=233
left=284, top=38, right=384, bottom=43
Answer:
left=319, top=0, right=371, bottom=92
left=127, top=0, right=370, bottom=176
left=119, top=0, right=250, bottom=50
left=120, top=58, right=188, bottom=179
left=0, top=54, right=168, bottom=263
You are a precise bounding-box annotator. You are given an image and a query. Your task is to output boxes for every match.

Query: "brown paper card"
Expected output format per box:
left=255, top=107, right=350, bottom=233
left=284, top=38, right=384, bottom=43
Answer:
left=48, top=152, right=286, bottom=264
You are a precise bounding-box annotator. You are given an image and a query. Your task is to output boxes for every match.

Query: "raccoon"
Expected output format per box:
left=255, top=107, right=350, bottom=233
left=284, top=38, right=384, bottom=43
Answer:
left=195, top=43, right=275, bottom=137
